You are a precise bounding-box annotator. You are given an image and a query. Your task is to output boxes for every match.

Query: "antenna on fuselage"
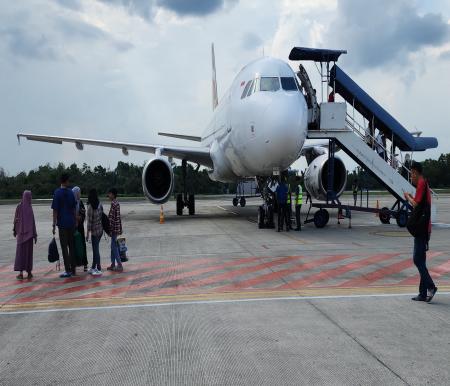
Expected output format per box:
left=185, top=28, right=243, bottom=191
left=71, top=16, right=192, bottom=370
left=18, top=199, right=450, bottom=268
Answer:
left=211, top=43, right=219, bottom=111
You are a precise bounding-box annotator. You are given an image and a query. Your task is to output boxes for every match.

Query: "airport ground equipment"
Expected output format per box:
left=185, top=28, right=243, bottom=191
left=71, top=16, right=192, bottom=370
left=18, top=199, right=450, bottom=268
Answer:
left=290, top=47, right=438, bottom=228
left=232, top=180, right=260, bottom=207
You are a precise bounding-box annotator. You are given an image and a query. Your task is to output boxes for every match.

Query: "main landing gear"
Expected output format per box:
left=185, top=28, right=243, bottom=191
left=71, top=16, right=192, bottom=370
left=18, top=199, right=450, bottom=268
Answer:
left=232, top=197, right=246, bottom=207
left=176, top=160, right=195, bottom=216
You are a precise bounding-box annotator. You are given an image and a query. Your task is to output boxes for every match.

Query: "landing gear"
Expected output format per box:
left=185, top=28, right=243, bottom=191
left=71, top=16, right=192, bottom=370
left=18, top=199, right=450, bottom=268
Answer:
left=232, top=197, right=238, bottom=207
left=255, top=176, right=276, bottom=229
left=239, top=197, right=246, bottom=207
left=313, top=209, right=329, bottom=228
left=176, top=160, right=195, bottom=216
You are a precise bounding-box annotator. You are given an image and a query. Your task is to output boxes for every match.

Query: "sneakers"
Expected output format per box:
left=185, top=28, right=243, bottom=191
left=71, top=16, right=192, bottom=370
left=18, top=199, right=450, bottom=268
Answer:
left=87, top=268, right=95, bottom=274
left=115, top=265, right=123, bottom=272
left=426, top=287, right=437, bottom=303
left=60, top=271, right=72, bottom=278
left=92, top=269, right=102, bottom=276
left=107, top=265, right=115, bottom=271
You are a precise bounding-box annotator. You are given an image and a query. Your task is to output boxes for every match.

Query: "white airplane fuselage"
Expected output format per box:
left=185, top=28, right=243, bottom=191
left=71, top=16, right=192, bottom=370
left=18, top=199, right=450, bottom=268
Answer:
left=201, top=57, right=308, bottom=182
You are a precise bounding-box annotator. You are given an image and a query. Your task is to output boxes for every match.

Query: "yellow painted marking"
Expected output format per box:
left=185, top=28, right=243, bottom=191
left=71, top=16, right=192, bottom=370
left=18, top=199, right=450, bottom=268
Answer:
left=1, top=285, right=449, bottom=313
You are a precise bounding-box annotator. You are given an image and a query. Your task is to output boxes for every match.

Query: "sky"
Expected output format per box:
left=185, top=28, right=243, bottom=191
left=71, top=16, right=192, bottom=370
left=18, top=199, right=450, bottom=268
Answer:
left=1, top=0, right=450, bottom=176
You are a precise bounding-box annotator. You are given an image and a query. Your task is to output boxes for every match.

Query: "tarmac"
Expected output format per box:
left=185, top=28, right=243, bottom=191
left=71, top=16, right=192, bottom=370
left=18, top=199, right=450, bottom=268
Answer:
left=0, top=193, right=449, bottom=385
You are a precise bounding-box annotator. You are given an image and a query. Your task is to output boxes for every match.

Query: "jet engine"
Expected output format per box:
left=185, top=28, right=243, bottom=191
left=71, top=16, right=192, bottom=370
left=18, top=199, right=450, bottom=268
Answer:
left=142, top=158, right=174, bottom=204
left=304, top=154, right=347, bottom=201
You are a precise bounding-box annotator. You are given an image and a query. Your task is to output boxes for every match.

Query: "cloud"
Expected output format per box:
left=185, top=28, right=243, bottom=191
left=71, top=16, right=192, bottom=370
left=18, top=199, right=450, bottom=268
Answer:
left=99, top=0, right=154, bottom=20
left=327, top=0, right=450, bottom=71
left=241, top=32, right=263, bottom=51
left=0, top=27, right=60, bottom=61
left=440, top=50, right=450, bottom=60
left=54, top=0, right=82, bottom=11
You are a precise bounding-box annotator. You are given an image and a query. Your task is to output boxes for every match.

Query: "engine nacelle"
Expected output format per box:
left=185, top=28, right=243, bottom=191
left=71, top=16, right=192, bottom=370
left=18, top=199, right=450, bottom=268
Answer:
left=304, top=154, right=347, bottom=201
left=142, top=158, right=174, bottom=204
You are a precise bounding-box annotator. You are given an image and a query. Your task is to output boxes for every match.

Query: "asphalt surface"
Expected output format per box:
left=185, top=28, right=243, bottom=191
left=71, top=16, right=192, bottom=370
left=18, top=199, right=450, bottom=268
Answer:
left=0, top=194, right=449, bottom=385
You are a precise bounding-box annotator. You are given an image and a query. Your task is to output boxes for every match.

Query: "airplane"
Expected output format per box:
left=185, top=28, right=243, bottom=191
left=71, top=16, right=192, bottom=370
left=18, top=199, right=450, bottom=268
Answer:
left=17, top=45, right=347, bottom=227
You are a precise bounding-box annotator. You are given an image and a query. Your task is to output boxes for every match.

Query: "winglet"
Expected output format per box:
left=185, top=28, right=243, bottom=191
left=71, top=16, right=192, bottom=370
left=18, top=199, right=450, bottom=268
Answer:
left=17, top=133, right=21, bottom=144
left=211, top=43, right=218, bottom=111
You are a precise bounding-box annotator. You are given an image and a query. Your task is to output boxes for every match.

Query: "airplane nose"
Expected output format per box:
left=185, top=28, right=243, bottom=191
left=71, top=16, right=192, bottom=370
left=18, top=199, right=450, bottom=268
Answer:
left=263, top=93, right=307, bottom=155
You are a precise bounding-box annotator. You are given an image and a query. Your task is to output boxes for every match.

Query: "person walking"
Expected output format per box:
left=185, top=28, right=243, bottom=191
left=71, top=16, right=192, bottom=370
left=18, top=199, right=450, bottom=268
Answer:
left=294, top=176, right=303, bottom=231
left=13, top=191, right=37, bottom=280
left=404, top=161, right=437, bottom=302
left=73, top=186, right=88, bottom=271
left=107, top=188, right=123, bottom=272
left=276, top=178, right=289, bottom=232
left=86, top=189, right=103, bottom=276
left=52, top=173, right=77, bottom=278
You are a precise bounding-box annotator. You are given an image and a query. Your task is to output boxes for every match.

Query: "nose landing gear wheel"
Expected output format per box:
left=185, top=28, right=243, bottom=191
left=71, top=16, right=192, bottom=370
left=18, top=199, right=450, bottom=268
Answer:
left=240, top=197, right=246, bottom=207
left=232, top=197, right=238, bottom=207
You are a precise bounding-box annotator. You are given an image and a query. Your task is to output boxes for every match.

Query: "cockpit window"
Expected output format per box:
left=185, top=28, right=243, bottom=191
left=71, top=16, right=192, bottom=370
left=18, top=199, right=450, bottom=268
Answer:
left=281, top=77, right=298, bottom=91
left=260, top=77, right=280, bottom=92
left=241, top=80, right=252, bottom=99
left=246, top=79, right=255, bottom=97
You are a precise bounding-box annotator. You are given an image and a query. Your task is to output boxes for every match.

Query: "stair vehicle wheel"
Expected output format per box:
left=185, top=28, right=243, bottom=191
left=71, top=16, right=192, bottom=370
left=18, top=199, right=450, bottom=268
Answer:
left=176, top=193, right=183, bottom=216
left=232, top=197, right=238, bottom=207
left=240, top=197, right=246, bottom=207
left=313, top=209, right=328, bottom=228
left=396, top=209, right=408, bottom=228
left=258, top=206, right=265, bottom=229
left=379, top=207, right=390, bottom=224
left=188, top=194, right=195, bottom=215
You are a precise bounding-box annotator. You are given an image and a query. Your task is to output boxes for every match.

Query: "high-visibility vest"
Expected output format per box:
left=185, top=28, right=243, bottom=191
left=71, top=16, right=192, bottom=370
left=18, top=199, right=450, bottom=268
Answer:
left=295, top=184, right=303, bottom=205
left=287, top=184, right=291, bottom=204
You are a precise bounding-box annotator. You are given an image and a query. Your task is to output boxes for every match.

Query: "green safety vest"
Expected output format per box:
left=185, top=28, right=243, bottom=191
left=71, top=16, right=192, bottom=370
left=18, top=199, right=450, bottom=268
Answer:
left=295, top=185, right=303, bottom=205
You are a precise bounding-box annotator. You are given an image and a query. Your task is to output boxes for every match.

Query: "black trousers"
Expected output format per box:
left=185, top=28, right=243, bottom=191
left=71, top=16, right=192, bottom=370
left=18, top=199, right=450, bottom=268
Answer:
left=277, top=204, right=290, bottom=231
left=59, top=227, right=76, bottom=274
left=413, top=236, right=435, bottom=296
left=353, top=193, right=357, bottom=206
left=295, top=204, right=302, bottom=230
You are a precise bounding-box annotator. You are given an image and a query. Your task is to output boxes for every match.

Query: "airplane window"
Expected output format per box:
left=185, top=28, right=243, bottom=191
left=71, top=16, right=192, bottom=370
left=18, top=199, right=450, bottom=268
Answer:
left=241, top=80, right=252, bottom=99
left=260, top=77, right=280, bottom=91
left=281, top=77, right=298, bottom=91
left=246, top=79, right=255, bottom=97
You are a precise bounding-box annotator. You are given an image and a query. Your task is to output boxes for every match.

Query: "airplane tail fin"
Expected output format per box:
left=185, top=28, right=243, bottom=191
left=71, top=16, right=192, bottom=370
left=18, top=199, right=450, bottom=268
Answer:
left=211, top=43, right=218, bottom=111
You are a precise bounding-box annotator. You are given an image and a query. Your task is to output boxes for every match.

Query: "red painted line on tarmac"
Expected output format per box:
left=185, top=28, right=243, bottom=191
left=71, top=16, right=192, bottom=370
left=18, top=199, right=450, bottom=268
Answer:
left=75, top=255, right=279, bottom=300
left=147, top=255, right=307, bottom=296
left=217, top=254, right=352, bottom=292
left=277, top=252, right=402, bottom=290
left=397, top=254, right=449, bottom=285
left=338, top=251, right=442, bottom=288
left=8, top=257, right=219, bottom=303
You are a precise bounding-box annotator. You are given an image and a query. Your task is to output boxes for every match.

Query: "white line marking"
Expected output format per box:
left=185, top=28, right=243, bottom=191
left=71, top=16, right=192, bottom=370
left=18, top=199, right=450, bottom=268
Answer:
left=1, top=292, right=449, bottom=316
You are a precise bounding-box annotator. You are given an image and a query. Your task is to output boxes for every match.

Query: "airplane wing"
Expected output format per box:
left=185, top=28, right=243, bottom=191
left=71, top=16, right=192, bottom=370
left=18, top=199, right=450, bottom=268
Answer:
left=17, top=133, right=213, bottom=168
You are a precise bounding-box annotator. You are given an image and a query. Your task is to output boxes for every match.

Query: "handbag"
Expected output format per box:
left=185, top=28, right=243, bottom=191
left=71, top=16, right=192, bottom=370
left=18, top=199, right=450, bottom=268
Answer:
left=406, top=182, right=430, bottom=238
left=48, top=237, right=60, bottom=263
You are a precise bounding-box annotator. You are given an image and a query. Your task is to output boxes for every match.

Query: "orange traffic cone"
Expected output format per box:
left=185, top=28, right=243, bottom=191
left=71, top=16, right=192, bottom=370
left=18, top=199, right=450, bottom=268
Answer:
left=160, top=205, right=165, bottom=224
left=375, top=200, right=379, bottom=217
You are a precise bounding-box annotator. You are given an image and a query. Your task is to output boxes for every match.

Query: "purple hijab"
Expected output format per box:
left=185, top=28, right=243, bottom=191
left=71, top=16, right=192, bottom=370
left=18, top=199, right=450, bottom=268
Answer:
left=15, top=191, right=36, bottom=244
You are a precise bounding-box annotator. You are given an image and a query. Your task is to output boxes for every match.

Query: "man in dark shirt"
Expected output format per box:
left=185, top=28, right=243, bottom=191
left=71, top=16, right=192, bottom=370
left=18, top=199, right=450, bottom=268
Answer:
left=404, top=162, right=437, bottom=302
left=52, top=173, right=77, bottom=278
left=276, top=178, right=289, bottom=232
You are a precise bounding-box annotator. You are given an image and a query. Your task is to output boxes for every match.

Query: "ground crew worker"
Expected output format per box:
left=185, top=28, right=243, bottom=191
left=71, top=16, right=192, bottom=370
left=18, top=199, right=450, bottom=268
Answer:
left=294, top=176, right=303, bottom=231
left=287, top=181, right=293, bottom=230
left=275, top=178, right=289, bottom=232
left=352, top=179, right=359, bottom=206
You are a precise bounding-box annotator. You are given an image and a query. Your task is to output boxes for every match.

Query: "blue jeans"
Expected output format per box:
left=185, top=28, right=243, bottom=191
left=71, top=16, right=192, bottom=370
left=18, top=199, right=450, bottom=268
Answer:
left=110, top=233, right=121, bottom=266
left=413, top=236, right=435, bottom=296
left=91, top=234, right=101, bottom=270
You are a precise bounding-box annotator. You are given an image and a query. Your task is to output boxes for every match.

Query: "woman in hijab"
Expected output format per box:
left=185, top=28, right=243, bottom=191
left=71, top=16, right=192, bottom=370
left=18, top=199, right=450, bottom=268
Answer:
left=13, top=190, right=37, bottom=280
left=72, top=186, right=88, bottom=271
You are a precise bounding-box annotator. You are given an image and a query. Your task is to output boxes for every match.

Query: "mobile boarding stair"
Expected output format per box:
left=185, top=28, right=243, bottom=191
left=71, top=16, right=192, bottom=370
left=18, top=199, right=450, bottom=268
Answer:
left=290, top=47, right=438, bottom=228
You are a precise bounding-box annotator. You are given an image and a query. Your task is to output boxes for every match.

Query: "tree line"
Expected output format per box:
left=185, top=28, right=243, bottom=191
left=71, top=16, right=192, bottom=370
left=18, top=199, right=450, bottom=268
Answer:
left=0, top=153, right=449, bottom=199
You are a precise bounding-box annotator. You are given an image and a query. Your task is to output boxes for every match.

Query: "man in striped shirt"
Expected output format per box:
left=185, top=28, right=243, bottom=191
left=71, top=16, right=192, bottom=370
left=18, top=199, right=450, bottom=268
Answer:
left=107, top=188, right=123, bottom=272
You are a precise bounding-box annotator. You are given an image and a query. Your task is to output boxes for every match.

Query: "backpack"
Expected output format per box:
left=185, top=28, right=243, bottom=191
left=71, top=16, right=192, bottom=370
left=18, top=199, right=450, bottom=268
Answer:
left=406, top=182, right=430, bottom=238
left=102, top=211, right=110, bottom=236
